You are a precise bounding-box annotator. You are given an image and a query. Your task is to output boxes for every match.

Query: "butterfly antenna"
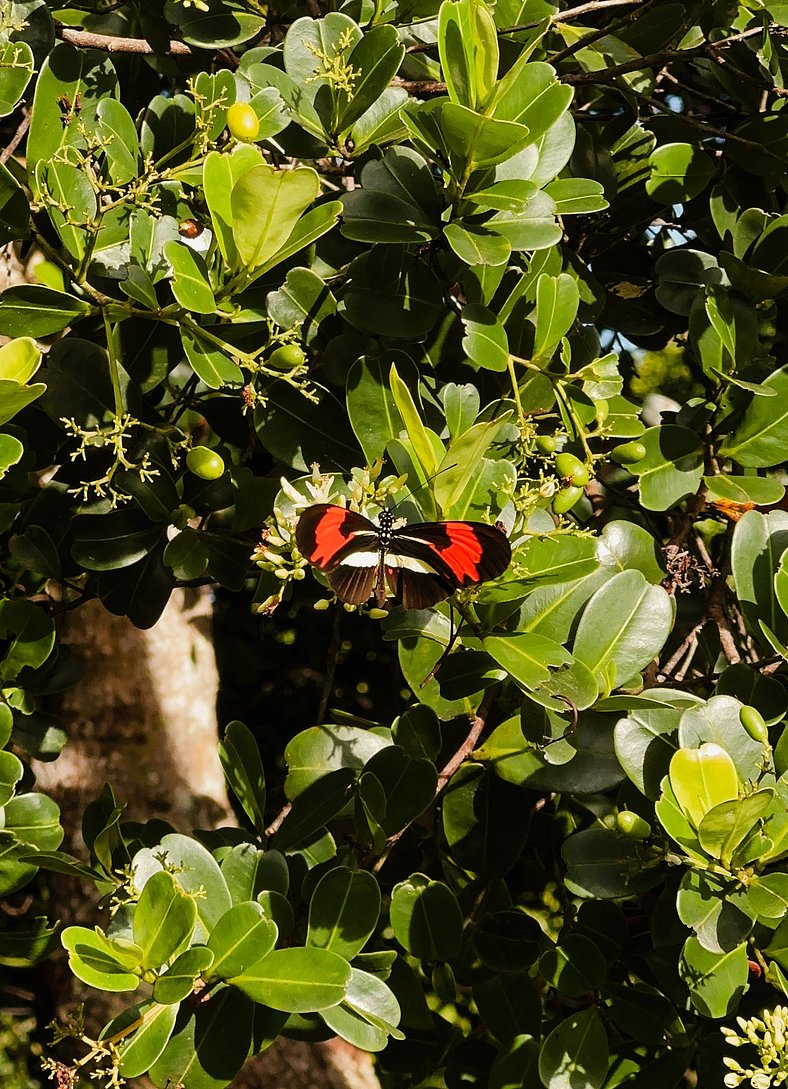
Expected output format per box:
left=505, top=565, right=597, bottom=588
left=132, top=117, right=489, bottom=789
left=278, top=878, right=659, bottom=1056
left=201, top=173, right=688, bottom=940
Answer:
left=392, top=463, right=457, bottom=509
left=419, top=603, right=458, bottom=688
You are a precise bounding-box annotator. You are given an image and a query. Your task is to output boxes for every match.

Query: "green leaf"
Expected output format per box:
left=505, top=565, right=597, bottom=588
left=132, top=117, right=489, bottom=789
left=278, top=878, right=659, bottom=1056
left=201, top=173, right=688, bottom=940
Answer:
left=0, top=599, right=55, bottom=679
left=341, top=147, right=441, bottom=245
left=720, top=365, right=788, bottom=467
left=532, top=274, right=579, bottom=363
left=435, top=416, right=510, bottom=515
left=254, top=382, right=359, bottom=473
left=230, top=946, right=351, bottom=1012
left=461, top=304, right=510, bottom=371
left=272, top=767, right=356, bottom=851
left=231, top=165, right=320, bottom=271
left=613, top=690, right=701, bottom=799
left=359, top=746, right=437, bottom=835
left=733, top=510, right=788, bottom=647
left=0, top=750, right=23, bottom=807
left=284, top=724, right=389, bottom=798
left=347, top=355, right=405, bottom=463
left=164, top=2, right=265, bottom=47
left=438, top=0, right=499, bottom=111
left=0, top=160, right=29, bottom=245
left=0, top=337, right=42, bottom=383
left=679, top=937, right=748, bottom=1018
left=164, top=241, right=216, bottom=315
left=573, top=571, right=674, bottom=694
left=0, top=379, right=46, bottom=425
left=342, top=249, right=444, bottom=338
left=163, top=529, right=209, bottom=582
left=149, top=986, right=254, bottom=1089
left=698, top=789, right=774, bottom=865
left=27, top=44, right=118, bottom=171
left=647, top=142, right=716, bottom=203
left=153, top=947, right=215, bottom=1004
left=678, top=695, right=765, bottom=782
left=445, top=222, right=511, bottom=266
left=0, top=432, right=30, bottom=481
left=491, top=61, right=572, bottom=144
left=307, top=866, right=381, bottom=959
left=474, top=973, right=542, bottom=1041
left=0, top=285, right=92, bottom=338
left=668, top=744, right=739, bottom=830
left=389, top=363, right=439, bottom=478
left=218, top=720, right=266, bottom=835
left=321, top=967, right=403, bottom=1051
left=203, top=145, right=264, bottom=267
left=113, top=1001, right=179, bottom=1078
left=62, top=926, right=141, bottom=992
left=338, top=25, right=405, bottom=134
left=266, top=267, right=336, bottom=346
left=181, top=324, right=243, bottom=390
left=484, top=632, right=573, bottom=690
left=133, top=870, right=197, bottom=971
left=563, top=826, right=660, bottom=899
left=132, top=834, right=232, bottom=944
left=630, top=425, right=704, bottom=511
left=71, top=509, right=164, bottom=572
left=543, top=178, right=608, bottom=215
left=539, top=934, right=607, bottom=997
left=0, top=40, right=34, bottom=117
left=221, top=844, right=288, bottom=904
left=538, top=1008, right=609, bottom=1089
left=206, top=901, right=278, bottom=980
left=390, top=874, right=463, bottom=961
left=442, top=762, right=530, bottom=876
left=96, top=97, right=140, bottom=184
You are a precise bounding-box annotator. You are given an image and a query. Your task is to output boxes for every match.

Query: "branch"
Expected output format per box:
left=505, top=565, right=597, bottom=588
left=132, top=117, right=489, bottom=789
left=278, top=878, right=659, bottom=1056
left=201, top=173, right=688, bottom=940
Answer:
left=57, top=26, right=193, bottom=55
left=562, top=25, right=769, bottom=84
left=0, top=111, right=30, bottom=165
left=372, top=686, right=497, bottom=874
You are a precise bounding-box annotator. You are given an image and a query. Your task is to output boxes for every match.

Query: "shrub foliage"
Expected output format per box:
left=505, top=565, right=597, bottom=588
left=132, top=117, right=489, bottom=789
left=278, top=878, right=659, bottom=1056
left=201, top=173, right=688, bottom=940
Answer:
left=2, top=1, right=788, bottom=1086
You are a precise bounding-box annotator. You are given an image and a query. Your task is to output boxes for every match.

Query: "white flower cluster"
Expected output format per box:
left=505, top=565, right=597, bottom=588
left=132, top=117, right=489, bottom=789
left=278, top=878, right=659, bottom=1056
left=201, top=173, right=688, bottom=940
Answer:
left=723, top=1007, right=788, bottom=1087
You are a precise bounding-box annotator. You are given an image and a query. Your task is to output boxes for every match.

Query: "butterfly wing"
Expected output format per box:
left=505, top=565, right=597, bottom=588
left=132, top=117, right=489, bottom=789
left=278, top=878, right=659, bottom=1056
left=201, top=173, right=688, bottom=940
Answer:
left=296, top=503, right=382, bottom=604
left=387, top=521, right=511, bottom=609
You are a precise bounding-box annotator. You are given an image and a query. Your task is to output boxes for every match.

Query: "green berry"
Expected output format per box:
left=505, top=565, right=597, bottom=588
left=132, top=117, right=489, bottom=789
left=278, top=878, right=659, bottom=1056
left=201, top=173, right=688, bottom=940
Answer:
left=616, top=811, right=651, bottom=839
left=186, top=447, right=225, bottom=480
left=611, top=441, right=647, bottom=465
left=552, top=484, right=584, bottom=515
left=739, top=705, right=769, bottom=744
left=554, top=452, right=590, bottom=487
left=268, top=344, right=307, bottom=371
left=535, top=435, right=558, bottom=455
left=226, top=102, right=260, bottom=141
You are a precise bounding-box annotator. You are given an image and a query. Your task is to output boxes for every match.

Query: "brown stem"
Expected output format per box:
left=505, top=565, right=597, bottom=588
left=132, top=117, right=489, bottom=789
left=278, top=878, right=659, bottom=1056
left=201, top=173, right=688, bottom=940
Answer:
left=264, top=802, right=291, bottom=837
left=371, top=686, right=497, bottom=874
left=57, top=26, right=193, bottom=55
left=562, top=25, right=769, bottom=85
left=0, top=111, right=30, bottom=166
left=316, top=606, right=342, bottom=727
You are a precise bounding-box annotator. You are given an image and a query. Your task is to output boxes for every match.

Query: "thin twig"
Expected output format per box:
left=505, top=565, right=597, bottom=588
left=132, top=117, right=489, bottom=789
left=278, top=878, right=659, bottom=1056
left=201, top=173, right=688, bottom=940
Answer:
left=264, top=803, right=291, bottom=837
left=372, top=686, right=497, bottom=874
left=0, top=111, right=30, bottom=165
left=562, top=25, right=769, bottom=85
left=316, top=606, right=342, bottom=727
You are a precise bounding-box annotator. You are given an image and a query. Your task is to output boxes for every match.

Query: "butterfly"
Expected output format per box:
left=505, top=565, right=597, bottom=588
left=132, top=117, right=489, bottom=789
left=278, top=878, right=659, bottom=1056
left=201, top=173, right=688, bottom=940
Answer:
left=296, top=503, right=511, bottom=610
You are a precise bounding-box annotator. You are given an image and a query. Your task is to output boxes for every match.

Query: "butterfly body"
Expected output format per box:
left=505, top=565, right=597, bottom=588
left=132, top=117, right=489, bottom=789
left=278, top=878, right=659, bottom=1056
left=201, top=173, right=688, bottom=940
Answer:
left=296, top=503, right=511, bottom=609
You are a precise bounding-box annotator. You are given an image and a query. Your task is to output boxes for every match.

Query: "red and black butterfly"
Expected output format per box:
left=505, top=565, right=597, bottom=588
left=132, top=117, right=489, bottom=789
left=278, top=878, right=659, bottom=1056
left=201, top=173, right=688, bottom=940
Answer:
left=296, top=504, right=511, bottom=610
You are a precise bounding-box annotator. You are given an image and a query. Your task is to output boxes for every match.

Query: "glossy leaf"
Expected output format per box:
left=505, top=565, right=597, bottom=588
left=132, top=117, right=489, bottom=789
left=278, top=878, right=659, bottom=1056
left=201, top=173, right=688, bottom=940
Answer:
left=307, top=866, right=381, bottom=959
left=218, top=720, right=266, bottom=834
left=230, top=946, right=350, bottom=1011
left=390, top=874, right=463, bottom=961
left=206, top=901, right=277, bottom=980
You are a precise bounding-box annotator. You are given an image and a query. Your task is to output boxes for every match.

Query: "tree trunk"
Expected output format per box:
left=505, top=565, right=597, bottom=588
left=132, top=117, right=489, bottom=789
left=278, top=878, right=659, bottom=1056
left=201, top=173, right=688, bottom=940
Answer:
left=33, top=590, right=379, bottom=1089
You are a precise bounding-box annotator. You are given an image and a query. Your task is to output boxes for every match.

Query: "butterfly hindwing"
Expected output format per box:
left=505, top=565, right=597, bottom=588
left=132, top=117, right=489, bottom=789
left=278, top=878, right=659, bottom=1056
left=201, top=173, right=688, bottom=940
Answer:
left=391, top=521, right=512, bottom=587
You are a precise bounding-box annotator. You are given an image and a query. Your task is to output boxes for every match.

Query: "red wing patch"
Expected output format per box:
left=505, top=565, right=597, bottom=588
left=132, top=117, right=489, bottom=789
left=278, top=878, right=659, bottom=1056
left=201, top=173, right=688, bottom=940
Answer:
left=295, top=504, right=377, bottom=570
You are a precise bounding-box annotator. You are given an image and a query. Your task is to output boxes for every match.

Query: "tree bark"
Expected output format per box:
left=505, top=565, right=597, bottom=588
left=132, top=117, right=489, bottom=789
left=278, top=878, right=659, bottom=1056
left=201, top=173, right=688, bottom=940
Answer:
left=32, top=589, right=380, bottom=1089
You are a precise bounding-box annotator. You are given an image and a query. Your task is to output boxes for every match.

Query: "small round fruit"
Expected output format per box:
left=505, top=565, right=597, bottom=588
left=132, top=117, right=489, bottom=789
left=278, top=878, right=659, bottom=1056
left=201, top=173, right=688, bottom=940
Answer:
left=611, top=441, right=647, bottom=465
left=552, top=484, right=584, bottom=515
left=226, top=102, right=260, bottom=142
left=187, top=447, right=225, bottom=480
left=740, top=705, right=769, bottom=744
left=554, top=452, right=590, bottom=487
left=535, top=434, right=558, bottom=455
left=616, top=811, right=651, bottom=839
left=268, top=344, right=306, bottom=371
